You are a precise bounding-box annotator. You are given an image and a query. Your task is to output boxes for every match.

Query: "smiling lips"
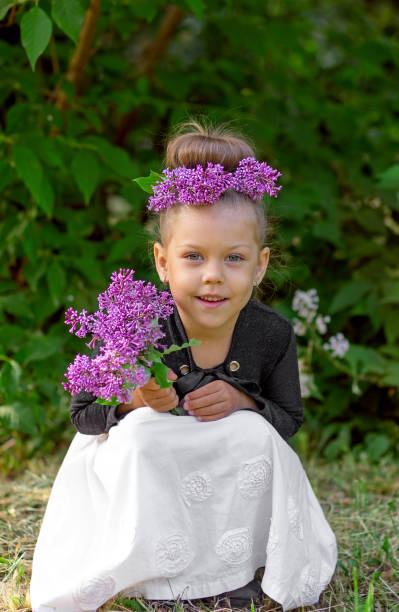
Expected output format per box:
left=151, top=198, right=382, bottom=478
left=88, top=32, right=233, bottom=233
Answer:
left=197, top=295, right=227, bottom=308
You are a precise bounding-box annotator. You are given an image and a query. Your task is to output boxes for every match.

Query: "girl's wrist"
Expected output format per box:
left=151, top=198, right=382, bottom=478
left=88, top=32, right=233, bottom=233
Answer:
left=116, top=388, right=143, bottom=415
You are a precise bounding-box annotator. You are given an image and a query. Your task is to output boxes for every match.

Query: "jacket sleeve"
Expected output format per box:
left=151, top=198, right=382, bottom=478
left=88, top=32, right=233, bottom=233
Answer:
left=68, top=341, right=129, bottom=435
left=69, top=390, right=128, bottom=435
left=244, top=325, right=304, bottom=440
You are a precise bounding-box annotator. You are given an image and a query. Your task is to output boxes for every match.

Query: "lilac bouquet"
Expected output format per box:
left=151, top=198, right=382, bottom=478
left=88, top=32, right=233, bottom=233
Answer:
left=63, top=268, right=198, bottom=406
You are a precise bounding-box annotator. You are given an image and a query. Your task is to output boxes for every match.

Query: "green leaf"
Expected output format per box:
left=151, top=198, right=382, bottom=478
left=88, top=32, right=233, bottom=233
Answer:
left=95, top=396, right=119, bottom=406
left=51, top=0, right=85, bottom=43
left=381, top=281, right=399, bottom=304
left=381, top=362, right=399, bottom=387
left=344, top=344, right=386, bottom=376
left=329, top=280, right=372, bottom=314
left=377, top=164, right=399, bottom=190
left=364, top=433, right=391, bottom=460
left=71, top=150, right=100, bottom=204
left=151, top=361, right=172, bottom=388
left=20, top=6, right=52, bottom=71
left=46, top=261, right=66, bottom=305
left=133, top=170, right=165, bottom=194
left=184, top=0, right=204, bottom=19
left=143, top=348, right=163, bottom=363
left=0, top=402, right=38, bottom=436
left=15, top=335, right=63, bottom=364
left=38, top=173, right=55, bottom=216
left=0, top=0, right=29, bottom=21
left=0, top=161, right=14, bottom=191
left=24, top=133, right=64, bottom=168
left=13, top=144, right=42, bottom=201
left=13, top=144, right=54, bottom=214
left=383, top=307, right=399, bottom=345
left=86, top=136, right=138, bottom=178
left=0, top=358, right=22, bottom=399
left=161, top=338, right=201, bottom=355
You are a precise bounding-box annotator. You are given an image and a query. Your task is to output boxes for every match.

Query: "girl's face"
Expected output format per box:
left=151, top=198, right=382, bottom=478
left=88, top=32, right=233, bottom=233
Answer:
left=154, top=203, right=270, bottom=339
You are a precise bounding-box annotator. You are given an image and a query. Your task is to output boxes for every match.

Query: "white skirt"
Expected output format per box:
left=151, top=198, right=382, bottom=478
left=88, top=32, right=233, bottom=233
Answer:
left=30, top=407, right=337, bottom=612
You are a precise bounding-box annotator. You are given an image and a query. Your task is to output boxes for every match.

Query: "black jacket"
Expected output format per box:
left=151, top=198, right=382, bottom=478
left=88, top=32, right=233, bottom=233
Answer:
left=70, top=298, right=303, bottom=440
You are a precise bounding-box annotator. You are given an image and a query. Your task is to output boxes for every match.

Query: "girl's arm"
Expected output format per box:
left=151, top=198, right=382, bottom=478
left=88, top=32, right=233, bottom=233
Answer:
left=70, top=371, right=178, bottom=435
left=255, top=325, right=303, bottom=440
left=69, top=391, right=131, bottom=435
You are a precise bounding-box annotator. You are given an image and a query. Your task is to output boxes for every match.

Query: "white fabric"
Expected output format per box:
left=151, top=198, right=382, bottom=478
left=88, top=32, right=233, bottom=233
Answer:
left=30, top=407, right=337, bottom=612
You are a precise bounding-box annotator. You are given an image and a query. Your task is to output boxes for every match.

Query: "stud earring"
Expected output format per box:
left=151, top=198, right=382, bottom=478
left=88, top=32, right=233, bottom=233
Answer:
left=253, top=280, right=258, bottom=287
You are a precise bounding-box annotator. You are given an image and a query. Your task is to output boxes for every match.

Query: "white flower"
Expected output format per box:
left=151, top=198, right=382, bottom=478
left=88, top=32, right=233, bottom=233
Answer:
left=323, top=333, right=349, bottom=358
left=293, top=317, right=307, bottom=336
left=315, top=314, right=331, bottom=335
left=292, top=289, right=319, bottom=321
left=299, top=371, right=314, bottom=398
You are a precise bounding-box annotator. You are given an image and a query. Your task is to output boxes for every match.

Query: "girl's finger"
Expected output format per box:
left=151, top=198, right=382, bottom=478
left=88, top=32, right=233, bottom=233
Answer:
left=186, top=380, right=222, bottom=399
left=156, top=397, right=178, bottom=412
left=145, top=387, right=177, bottom=402
left=185, top=390, right=224, bottom=411
left=189, top=401, right=226, bottom=417
left=144, top=378, right=161, bottom=390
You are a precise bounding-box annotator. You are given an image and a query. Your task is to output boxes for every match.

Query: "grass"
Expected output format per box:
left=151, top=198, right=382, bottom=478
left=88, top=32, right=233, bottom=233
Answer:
left=0, top=449, right=398, bottom=612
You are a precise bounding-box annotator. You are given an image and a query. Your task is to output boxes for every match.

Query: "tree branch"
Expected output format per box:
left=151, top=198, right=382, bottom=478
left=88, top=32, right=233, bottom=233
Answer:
left=53, top=0, right=102, bottom=112
left=140, top=4, right=184, bottom=77
left=114, top=4, right=184, bottom=146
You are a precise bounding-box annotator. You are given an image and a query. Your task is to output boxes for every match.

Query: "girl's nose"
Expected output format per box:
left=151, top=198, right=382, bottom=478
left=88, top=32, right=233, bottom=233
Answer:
left=202, top=261, right=224, bottom=284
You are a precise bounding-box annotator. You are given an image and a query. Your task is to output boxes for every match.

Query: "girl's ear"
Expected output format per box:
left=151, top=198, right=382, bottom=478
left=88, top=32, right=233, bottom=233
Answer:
left=255, top=246, right=270, bottom=284
left=153, top=242, right=168, bottom=282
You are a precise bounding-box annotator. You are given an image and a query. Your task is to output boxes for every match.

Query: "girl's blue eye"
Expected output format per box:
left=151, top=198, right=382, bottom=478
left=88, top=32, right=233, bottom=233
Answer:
left=185, top=253, right=202, bottom=261
left=227, top=254, right=243, bottom=262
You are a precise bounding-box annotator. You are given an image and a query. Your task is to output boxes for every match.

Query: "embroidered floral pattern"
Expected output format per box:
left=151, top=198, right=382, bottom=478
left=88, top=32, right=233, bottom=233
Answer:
left=154, top=532, right=193, bottom=576
left=215, top=527, right=253, bottom=566
left=319, top=560, right=333, bottom=590
left=301, top=569, right=319, bottom=601
left=288, top=495, right=304, bottom=540
left=181, top=470, right=213, bottom=506
left=72, top=573, right=115, bottom=609
left=238, top=455, right=272, bottom=499
left=266, top=518, right=279, bottom=555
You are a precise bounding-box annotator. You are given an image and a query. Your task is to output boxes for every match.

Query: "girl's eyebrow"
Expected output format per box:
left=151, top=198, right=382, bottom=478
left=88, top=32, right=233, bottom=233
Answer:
left=176, top=243, right=251, bottom=250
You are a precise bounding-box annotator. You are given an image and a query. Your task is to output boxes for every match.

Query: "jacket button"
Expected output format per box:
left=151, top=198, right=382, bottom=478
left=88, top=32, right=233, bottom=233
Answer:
left=229, top=360, right=240, bottom=372
left=179, top=364, right=190, bottom=375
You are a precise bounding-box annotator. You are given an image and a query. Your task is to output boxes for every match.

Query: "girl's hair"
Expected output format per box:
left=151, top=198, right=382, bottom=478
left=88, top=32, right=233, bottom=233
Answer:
left=157, top=120, right=267, bottom=247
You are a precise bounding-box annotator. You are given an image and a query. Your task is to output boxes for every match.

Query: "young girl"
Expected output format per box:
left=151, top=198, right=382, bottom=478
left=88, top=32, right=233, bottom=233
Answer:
left=30, top=122, right=337, bottom=612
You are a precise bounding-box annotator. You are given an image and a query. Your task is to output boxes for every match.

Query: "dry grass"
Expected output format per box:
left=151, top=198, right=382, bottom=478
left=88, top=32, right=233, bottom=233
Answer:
left=0, top=449, right=398, bottom=612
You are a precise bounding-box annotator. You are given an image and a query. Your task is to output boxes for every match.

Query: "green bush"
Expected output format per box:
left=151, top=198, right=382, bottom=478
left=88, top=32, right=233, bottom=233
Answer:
left=0, top=0, right=398, bottom=470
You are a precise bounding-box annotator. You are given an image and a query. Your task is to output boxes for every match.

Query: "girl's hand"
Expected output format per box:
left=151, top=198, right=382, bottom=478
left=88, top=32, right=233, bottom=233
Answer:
left=182, top=380, right=258, bottom=422
left=117, top=370, right=178, bottom=414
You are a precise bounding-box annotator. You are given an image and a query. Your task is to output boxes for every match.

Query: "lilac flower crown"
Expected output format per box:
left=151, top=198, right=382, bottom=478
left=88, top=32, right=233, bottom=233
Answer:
left=134, top=157, right=282, bottom=212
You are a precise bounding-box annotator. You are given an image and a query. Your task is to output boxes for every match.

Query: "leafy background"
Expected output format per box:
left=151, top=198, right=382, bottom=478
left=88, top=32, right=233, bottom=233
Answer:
left=1, top=0, right=398, bottom=472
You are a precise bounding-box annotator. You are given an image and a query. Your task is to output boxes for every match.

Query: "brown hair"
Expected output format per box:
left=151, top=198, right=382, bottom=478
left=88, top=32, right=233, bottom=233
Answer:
left=165, top=120, right=255, bottom=171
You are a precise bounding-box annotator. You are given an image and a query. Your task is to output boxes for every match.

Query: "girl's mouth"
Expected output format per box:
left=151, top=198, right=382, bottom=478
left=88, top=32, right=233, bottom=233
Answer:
left=196, top=296, right=227, bottom=308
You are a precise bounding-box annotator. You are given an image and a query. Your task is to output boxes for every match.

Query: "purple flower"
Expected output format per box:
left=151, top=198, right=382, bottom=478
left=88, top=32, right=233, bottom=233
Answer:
left=148, top=163, right=234, bottom=212
left=233, top=157, right=282, bottom=199
left=146, top=157, right=282, bottom=212
left=63, top=268, right=175, bottom=404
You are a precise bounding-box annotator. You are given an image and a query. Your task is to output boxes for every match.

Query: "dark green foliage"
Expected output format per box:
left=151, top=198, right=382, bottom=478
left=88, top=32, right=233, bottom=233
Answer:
left=0, top=0, right=398, bottom=470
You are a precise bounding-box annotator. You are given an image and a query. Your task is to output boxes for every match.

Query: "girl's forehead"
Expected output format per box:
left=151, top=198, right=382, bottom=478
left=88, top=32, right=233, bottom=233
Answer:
left=170, top=203, right=258, bottom=243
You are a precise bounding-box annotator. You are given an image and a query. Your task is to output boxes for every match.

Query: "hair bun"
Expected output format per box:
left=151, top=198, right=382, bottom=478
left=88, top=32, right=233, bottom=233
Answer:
left=165, top=120, right=255, bottom=172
